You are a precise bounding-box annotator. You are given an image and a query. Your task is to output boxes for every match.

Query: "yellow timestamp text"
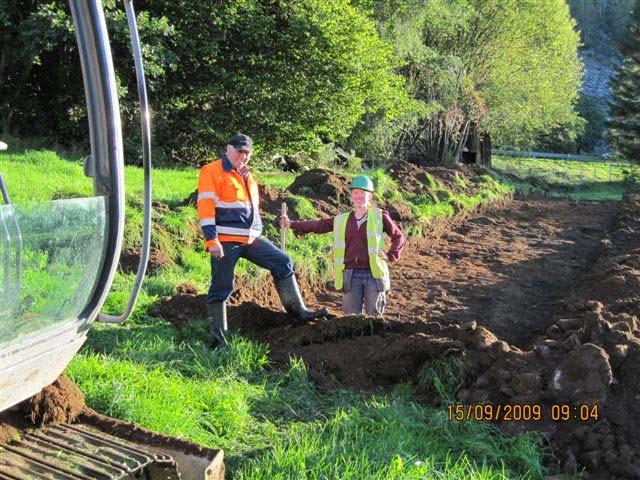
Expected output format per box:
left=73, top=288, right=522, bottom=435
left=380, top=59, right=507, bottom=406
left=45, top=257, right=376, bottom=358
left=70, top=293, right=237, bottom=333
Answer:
left=446, top=403, right=599, bottom=422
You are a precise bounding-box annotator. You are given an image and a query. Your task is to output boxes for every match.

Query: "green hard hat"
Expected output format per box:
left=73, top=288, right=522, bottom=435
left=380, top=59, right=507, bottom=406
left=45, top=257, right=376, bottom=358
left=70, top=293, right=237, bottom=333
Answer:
left=349, top=175, right=374, bottom=192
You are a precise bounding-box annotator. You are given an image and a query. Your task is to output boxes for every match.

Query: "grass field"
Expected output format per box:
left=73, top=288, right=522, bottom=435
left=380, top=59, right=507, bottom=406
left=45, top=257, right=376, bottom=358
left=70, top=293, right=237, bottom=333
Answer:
left=492, top=155, right=640, bottom=201
left=1, top=148, right=553, bottom=479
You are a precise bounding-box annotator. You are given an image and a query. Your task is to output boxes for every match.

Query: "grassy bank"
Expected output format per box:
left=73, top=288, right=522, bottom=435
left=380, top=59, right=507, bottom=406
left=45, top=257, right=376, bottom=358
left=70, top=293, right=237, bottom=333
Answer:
left=2, top=148, right=549, bottom=479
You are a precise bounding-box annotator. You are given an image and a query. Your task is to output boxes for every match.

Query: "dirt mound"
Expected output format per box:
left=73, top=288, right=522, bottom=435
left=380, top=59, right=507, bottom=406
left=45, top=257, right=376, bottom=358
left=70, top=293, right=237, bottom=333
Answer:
left=451, top=190, right=640, bottom=478
left=287, top=169, right=352, bottom=218
left=575, top=189, right=640, bottom=308
left=119, top=247, right=172, bottom=274
left=23, top=374, right=86, bottom=426
left=150, top=272, right=324, bottom=330
left=388, top=161, right=479, bottom=196
left=0, top=374, right=86, bottom=440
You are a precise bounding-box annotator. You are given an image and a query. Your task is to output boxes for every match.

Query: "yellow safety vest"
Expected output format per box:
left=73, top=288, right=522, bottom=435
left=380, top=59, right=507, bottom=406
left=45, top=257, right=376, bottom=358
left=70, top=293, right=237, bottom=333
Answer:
left=333, top=207, right=389, bottom=290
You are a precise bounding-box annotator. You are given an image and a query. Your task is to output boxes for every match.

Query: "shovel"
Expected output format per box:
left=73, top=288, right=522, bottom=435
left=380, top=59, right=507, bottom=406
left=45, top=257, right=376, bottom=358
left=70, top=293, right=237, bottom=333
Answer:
left=280, top=201, right=287, bottom=251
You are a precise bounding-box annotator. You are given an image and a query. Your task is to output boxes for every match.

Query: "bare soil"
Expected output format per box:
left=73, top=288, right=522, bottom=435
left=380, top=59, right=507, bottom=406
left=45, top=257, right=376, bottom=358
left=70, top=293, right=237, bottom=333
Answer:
left=119, top=247, right=172, bottom=274
left=0, top=374, right=86, bottom=442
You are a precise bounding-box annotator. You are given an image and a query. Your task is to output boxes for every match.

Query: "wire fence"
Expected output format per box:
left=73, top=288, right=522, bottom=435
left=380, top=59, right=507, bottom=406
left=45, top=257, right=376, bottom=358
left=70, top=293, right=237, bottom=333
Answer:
left=492, top=156, right=636, bottom=185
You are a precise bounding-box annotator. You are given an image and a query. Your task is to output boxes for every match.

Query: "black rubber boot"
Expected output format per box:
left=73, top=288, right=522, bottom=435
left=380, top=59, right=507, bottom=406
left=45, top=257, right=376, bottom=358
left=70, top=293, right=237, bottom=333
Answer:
left=275, top=274, right=328, bottom=322
left=207, top=302, right=227, bottom=350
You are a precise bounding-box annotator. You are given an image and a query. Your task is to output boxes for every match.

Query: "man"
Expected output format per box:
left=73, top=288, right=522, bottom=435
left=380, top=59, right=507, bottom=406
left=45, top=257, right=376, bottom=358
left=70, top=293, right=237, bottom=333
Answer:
left=279, top=175, right=404, bottom=317
left=198, top=133, right=327, bottom=349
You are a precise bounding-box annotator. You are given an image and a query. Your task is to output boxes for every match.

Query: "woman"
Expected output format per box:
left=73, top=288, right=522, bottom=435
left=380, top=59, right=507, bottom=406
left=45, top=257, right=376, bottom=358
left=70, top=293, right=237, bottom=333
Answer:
left=279, top=175, right=404, bottom=317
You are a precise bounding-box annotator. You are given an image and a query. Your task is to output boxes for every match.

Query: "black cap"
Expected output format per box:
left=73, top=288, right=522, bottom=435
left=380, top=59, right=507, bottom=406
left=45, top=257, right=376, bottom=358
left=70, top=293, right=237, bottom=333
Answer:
left=228, top=133, right=253, bottom=152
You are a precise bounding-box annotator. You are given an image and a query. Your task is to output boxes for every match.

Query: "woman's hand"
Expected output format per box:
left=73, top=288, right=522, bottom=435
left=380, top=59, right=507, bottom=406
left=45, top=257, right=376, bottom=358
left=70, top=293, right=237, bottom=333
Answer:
left=279, top=214, right=291, bottom=229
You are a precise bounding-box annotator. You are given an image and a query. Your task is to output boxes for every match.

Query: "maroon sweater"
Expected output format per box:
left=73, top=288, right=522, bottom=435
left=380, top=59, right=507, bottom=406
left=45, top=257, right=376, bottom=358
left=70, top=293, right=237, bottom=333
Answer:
left=290, top=210, right=405, bottom=270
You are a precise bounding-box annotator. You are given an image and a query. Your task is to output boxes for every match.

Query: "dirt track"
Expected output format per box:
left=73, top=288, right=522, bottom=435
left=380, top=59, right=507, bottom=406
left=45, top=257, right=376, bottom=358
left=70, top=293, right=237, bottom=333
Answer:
left=227, top=198, right=619, bottom=394
left=319, top=198, right=617, bottom=347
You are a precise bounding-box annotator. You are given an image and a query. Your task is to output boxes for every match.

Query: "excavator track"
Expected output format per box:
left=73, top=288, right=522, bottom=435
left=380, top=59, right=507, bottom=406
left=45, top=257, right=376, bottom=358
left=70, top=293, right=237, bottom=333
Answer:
left=0, top=423, right=180, bottom=479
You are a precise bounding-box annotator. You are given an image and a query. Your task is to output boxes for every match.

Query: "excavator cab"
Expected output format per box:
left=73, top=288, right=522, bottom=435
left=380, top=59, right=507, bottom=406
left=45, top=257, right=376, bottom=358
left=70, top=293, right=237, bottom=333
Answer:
left=0, top=1, right=223, bottom=478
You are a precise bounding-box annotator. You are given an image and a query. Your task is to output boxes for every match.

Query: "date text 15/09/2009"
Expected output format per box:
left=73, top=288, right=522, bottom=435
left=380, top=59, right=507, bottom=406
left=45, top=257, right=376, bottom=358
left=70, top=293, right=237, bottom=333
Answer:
left=446, top=403, right=599, bottom=422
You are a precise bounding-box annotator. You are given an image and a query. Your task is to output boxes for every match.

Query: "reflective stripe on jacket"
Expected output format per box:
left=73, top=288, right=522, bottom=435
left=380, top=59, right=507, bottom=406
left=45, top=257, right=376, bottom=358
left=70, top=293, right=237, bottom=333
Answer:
left=333, top=207, right=389, bottom=290
left=197, top=155, right=262, bottom=249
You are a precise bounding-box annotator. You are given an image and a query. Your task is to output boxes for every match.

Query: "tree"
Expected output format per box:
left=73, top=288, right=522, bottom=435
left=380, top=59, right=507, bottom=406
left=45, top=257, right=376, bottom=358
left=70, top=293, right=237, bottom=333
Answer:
left=0, top=1, right=74, bottom=137
left=355, top=0, right=583, bottom=165
left=608, top=0, right=640, bottom=164
left=1, top=0, right=409, bottom=165
left=0, top=0, right=175, bottom=156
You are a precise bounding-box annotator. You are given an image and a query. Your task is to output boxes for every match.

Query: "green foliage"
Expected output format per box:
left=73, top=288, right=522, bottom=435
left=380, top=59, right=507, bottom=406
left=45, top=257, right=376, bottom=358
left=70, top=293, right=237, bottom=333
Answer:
left=287, top=195, right=317, bottom=220
left=253, top=171, right=297, bottom=191
left=236, top=394, right=545, bottom=479
left=622, top=166, right=640, bottom=185
left=608, top=0, right=640, bottom=164
left=372, top=169, right=402, bottom=201
left=361, top=0, right=582, bottom=164
left=418, top=356, right=470, bottom=401
left=568, top=0, right=636, bottom=49
left=3, top=0, right=409, bottom=165
left=575, top=95, right=608, bottom=154
left=0, top=149, right=196, bottom=205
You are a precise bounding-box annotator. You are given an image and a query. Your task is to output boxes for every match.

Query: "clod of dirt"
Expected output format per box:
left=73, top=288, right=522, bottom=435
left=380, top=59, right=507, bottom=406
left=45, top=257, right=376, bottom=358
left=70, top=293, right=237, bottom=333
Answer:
left=119, top=247, right=172, bottom=274
left=0, top=422, right=20, bottom=443
left=176, top=282, right=199, bottom=294
left=21, top=374, right=86, bottom=426
left=550, top=343, right=612, bottom=404
left=152, top=271, right=322, bottom=330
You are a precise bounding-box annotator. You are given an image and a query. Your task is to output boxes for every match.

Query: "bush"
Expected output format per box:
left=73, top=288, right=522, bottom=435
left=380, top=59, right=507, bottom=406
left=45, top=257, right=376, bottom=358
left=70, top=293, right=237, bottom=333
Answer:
left=3, top=0, right=410, bottom=166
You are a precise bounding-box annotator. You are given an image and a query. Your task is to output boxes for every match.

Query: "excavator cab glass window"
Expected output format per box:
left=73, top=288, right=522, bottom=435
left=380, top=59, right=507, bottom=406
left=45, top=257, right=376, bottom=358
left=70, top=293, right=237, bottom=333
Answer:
left=0, top=196, right=107, bottom=349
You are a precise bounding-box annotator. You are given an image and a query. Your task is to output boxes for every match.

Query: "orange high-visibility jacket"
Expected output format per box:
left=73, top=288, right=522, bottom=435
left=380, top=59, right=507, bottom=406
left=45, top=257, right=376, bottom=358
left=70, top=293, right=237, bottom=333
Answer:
left=197, top=155, right=263, bottom=250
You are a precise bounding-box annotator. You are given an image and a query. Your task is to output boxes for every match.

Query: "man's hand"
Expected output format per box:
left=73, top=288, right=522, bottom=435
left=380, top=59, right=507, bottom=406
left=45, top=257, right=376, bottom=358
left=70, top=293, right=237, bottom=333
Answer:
left=279, top=213, right=291, bottom=229
left=208, top=243, right=224, bottom=259
left=237, top=165, right=250, bottom=177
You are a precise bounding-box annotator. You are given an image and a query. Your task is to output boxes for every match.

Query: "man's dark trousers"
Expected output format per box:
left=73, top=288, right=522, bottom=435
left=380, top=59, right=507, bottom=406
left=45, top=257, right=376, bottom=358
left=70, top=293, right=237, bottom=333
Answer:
left=207, top=237, right=294, bottom=303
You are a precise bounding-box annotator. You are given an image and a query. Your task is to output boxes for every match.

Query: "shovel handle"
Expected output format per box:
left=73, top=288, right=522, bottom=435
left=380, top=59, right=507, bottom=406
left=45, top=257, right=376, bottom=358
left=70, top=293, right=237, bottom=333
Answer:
left=280, top=202, right=287, bottom=251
